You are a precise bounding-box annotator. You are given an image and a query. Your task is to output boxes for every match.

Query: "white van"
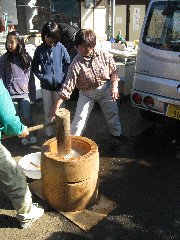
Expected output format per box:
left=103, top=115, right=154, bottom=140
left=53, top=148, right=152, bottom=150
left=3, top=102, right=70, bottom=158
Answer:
left=131, top=0, right=180, bottom=120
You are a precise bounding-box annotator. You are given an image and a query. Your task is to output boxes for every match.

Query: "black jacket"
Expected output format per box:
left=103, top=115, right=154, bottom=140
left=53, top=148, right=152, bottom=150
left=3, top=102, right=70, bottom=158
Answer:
left=58, top=23, right=79, bottom=61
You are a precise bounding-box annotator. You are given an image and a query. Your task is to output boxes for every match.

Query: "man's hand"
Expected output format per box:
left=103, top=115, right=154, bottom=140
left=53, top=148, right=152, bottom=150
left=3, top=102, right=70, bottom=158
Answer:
left=51, top=106, right=58, bottom=122
left=110, top=85, right=119, bottom=101
left=110, top=80, right=120, bottom=101
left=50, top=98, right=64, bottom=122
left=18, top=126, right=29, bottom=138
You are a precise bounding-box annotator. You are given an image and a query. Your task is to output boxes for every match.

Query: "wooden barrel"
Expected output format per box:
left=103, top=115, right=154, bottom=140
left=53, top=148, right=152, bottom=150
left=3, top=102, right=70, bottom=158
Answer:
left=41, top=136, right=99, bottom=212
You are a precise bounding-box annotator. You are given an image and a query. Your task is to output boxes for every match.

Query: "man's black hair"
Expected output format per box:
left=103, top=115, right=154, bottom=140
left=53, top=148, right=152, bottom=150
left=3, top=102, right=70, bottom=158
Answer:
left=58, top=23, right=79, bottom=61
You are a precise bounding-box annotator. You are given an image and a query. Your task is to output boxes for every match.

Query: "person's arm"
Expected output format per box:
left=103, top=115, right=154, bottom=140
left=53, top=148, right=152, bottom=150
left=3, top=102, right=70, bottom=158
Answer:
left=0, top=80, right=29, bottom=137
left=51, top=95, right=66, bottom=121
left=108, top=54, right=120, bottom=101
left=0, top=55, right=8, bottom=87
left=110, top=79, right=119, bottom=101
left=31, top=46, right=44, bottom=81
left=62, top=44, right=71, bottom=65
left=51, top=59, right=79, bottom=121
left=28, top=69, right=36, bottom=103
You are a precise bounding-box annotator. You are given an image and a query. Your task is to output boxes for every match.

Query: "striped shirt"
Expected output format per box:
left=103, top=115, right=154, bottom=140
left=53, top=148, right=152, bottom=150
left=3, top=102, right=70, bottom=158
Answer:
left=60, top=49, right=119, bottom=99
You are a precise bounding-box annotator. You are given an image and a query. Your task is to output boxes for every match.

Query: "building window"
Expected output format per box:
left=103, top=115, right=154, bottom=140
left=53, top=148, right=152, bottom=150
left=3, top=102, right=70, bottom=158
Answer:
left=50, top=0, right=81, bottom=28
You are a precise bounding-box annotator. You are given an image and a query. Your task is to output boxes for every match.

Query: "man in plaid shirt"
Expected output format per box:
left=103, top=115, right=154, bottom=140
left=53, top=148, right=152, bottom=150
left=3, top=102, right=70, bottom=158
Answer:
left=52, top=29, right=126, bottom=141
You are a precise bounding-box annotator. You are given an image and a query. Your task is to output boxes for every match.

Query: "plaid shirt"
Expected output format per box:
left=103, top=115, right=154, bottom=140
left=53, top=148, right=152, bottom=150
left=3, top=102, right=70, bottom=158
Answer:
left=60, top=49, right=119, bottom=99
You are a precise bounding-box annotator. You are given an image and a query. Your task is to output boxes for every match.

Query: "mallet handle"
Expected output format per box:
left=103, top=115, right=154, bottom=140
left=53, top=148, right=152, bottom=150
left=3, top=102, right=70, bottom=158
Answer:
left=2, top=122, right=55, bottom=140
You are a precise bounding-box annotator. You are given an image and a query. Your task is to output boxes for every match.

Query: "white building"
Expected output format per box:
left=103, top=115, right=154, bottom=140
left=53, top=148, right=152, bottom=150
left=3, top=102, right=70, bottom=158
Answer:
left=0, top=0, right=149, bottom=42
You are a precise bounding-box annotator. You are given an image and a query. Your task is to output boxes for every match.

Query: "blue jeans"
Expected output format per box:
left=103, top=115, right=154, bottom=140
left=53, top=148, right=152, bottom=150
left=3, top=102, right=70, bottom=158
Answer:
left=71, top=81, right=121, bottom=136
left=13, top=98, right=34, bottom=127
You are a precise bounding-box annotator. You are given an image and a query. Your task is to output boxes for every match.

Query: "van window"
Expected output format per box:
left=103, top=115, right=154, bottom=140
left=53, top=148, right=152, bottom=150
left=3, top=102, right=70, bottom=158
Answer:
left=142, top=1, right=180, bottom=52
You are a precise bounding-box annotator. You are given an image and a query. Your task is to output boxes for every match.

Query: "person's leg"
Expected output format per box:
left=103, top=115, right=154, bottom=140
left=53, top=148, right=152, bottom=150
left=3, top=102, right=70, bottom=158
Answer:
left=0, top=144, right=44, bottom=228
left=0, top=144, right=32, bottom=214
left=19, top=98, right=37, bottom=144
left=12, top=99, right=21, bottom=119
left=19, top=97, right=34, bottom=126
left=42, top=90, right=62, bottom=137
left=12, top=99, right=29, bottom=145
left=71, top=91, right=94, bottom=136
left=98, top=82, right=122, bottom=137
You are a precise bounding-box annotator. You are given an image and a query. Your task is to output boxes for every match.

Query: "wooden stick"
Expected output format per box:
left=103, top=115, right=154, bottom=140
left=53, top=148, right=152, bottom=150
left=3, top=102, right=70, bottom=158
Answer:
left=55, top=109, right=71, bottom=157
left=30, top=161, right=41, bottom=170
left=27, top=122, right=55, bottom=132
left=2, top=122, right=55, bottom=140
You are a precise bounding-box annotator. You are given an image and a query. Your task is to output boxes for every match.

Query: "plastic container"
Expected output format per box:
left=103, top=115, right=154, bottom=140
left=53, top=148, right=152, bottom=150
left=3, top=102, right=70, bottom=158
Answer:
left=18, top=152, right=41, bottom=179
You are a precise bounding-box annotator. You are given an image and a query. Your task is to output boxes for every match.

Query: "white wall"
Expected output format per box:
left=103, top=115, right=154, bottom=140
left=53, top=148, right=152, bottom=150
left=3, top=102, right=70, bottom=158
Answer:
left=114, top=5, right=126, bottom=40
left=81, top=4, right=94, bottom=30
left=94, top=8, right=107, bottom=41
left=81, top=2, right=108, bottom=41
left=129, top=5, right=146, bottom=41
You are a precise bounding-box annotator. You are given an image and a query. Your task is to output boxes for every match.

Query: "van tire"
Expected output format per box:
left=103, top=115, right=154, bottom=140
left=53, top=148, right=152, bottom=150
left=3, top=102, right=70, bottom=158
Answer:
left=152, top=121, right=180, bottom=155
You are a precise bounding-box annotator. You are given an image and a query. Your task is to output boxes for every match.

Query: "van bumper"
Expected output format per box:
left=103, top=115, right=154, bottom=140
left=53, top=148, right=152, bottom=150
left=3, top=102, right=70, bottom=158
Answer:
left=131, top=89, right=180, bottom=120
left=131, top=72, right=180, bottom=119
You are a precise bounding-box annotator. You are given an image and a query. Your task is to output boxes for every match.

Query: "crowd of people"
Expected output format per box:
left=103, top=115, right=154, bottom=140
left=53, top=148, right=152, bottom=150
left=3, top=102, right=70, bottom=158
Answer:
left=0, top=20, right=127, bottom=228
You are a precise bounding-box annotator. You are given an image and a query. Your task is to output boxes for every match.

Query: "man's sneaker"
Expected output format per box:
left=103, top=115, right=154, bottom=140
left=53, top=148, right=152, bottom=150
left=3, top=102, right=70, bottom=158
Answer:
left=16, top=203, right=44, bottom=229
left=29, top=135, right=37, bottom=144
left=20, top=137, right=30, bottom=146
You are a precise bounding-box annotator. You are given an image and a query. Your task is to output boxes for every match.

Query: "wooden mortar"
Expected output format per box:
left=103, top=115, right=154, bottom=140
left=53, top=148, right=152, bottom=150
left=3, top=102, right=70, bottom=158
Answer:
left=41, top=108, right=99, bottom=212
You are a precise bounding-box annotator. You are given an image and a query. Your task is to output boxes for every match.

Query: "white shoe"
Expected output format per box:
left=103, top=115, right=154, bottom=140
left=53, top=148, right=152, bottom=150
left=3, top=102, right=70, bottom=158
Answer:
left=29, top=135, right=37, bottom=144
left=20, top=137, right=30, bottom=146
left=16, top=203, right=44, bottom=229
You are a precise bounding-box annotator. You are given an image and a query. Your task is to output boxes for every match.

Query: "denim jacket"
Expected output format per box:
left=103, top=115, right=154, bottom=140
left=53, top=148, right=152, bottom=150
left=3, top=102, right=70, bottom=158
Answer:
left=32, top=42, right=70, bottom=91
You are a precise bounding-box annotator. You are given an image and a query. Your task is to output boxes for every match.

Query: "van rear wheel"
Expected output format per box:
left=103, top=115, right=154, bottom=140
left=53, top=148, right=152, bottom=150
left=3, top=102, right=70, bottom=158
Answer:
left=152, top=121, right=180, bottom=155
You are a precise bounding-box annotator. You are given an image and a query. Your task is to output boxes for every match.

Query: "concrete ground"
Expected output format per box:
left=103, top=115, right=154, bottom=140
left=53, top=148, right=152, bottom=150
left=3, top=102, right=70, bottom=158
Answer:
left=0, top=97, right=179, bottom=240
